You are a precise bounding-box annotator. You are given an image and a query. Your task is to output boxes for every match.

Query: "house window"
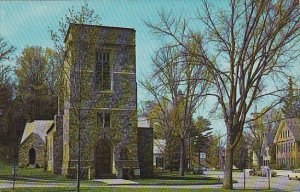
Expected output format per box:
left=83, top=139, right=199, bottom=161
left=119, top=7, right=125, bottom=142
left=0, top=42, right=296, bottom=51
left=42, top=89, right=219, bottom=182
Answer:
left=95, top=52, right=111, bottom=91
left=292, top=143, right=294, bottom=151
left=97, top=112, right=111, bottom=129
left=294, top=142, right=296, bottom=152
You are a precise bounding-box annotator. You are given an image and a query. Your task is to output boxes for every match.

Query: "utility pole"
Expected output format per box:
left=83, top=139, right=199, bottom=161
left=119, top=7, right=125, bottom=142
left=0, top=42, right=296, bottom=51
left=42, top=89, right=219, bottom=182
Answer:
left=243, top=148, right=246, bottom=189
left=267, top=168, right=271, bottom=190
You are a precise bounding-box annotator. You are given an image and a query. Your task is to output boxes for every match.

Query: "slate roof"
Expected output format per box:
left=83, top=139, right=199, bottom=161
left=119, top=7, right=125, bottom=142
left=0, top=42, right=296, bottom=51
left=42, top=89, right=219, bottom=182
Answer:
left=20, top=120, right=54, bottom=144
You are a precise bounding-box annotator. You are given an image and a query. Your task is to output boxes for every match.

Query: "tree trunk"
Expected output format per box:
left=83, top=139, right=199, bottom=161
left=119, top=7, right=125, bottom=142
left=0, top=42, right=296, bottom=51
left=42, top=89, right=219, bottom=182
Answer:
left=223, top=145, right=234, bottom=189
left=179, top=138, right=186, bottom=176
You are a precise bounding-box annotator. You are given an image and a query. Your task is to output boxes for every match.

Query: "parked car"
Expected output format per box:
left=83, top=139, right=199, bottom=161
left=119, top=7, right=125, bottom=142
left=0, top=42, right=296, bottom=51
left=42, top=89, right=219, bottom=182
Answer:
left=256, top=169, right=263, bottom=176
left=288, top=169, right=300, bottom=180
left=249, top=168, right=259, bottom=176
left=261, top=167, right=277, bottom=177
left=249, top=167, right=276, bottom=177
left=192, top=167, right=207, bottom=175
left=249, top=169, right=255, bottom=176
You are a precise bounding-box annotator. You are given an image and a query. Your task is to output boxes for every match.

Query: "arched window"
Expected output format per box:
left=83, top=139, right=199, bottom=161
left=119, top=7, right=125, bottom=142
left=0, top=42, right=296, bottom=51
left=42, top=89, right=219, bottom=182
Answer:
left=120, top=147, right=128, bottom=160
left=29, top=148, right=36, bottom=165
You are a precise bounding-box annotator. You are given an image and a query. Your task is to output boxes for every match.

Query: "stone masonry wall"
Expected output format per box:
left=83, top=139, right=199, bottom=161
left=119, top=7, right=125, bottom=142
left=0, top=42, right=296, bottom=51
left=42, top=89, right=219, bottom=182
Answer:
left=137, top=127, right=153, bottom=178
left=62, top=24, right=138, bottom=179
left=19, top=133, right=45, bottom=168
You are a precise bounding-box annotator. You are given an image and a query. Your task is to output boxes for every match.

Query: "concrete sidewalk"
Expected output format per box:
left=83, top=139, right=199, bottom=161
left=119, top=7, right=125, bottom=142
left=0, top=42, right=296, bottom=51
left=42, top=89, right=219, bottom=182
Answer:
left=93, top=179, right=138, bottom=185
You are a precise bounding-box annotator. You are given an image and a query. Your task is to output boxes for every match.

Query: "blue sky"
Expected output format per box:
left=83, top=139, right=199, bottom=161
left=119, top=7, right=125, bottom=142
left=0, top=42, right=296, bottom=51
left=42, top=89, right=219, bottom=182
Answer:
left=1, top=0, right=217, bottom=87
left=2, top=0, right=284, bottom=134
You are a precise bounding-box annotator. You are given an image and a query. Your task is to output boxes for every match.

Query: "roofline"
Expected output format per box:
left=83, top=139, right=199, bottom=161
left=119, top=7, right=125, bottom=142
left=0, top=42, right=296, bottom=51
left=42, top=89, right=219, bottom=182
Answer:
left=64, top=23, right=136, bottom=43
left=46, top=123, right=55, bottom=134
left=20, top=132, right=45, bottom=146
left=274, top=118, right=300, bottom=143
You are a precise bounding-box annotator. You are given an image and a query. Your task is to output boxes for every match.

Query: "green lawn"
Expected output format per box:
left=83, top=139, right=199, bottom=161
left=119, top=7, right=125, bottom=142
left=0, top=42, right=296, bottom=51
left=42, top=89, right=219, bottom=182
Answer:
left=0, top=161, right=102, bottom=184
left=0, top=165, right=74, bottom=182
left=0, top=188, right=274, bottom=192
left=134, top=178, right=221, bottom=185
left=134, top=174, right=222, bottom=185
left=1, top=160, right=222, bottom=185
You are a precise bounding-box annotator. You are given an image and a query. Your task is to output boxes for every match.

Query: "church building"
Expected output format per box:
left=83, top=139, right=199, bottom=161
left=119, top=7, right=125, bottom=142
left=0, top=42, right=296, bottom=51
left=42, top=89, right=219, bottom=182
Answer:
left=47, top=23, right=139, bottom=179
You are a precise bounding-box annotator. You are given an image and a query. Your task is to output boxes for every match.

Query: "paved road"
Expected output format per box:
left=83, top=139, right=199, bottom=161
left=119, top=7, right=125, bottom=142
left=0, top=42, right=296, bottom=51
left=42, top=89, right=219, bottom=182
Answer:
left=206, top=170, right=300, bottom=191
left=0, top=170, right=300, bottom=191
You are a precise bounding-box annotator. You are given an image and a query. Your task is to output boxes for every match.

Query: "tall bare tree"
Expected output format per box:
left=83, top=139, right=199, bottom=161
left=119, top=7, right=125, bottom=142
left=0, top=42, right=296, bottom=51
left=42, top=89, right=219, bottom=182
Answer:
left=145, top=0, right=300, bottom=189
left=49, top=2, right=101, bottom=191
left=141, top=40, right=211, bottom=176
left=0, top=36, right=15, bottom=83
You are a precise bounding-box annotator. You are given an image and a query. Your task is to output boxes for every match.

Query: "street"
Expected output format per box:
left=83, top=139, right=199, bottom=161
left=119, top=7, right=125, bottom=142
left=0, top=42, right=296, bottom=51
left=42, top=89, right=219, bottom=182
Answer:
left=0, top=170, right=299, bottom=191
left=206, top=170, right=300, bottom=191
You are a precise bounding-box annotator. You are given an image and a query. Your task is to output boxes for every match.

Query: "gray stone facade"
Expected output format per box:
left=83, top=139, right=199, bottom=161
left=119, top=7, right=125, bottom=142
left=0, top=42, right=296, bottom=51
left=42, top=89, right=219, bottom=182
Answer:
left=46, top=115, right=63, bottom=174
left=137, top=117, right=154, bottom=178
left=19, top=133, right=45, bottom=168
left=61, top=24, right=139, bottom=179
left=19, top=120, right=53, bottom=168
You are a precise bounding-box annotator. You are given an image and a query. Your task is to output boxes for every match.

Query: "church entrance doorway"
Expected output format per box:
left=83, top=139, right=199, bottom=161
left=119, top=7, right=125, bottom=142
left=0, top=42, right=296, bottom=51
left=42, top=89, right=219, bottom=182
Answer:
left=95, top=140, right=112, bottom=177
left=29, top=148, right=36, bottom=165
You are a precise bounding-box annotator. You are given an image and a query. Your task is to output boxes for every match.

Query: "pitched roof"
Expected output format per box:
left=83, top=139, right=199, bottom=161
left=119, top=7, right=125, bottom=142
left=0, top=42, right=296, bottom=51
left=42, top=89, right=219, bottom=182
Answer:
left=274, top=118, right=300, bottom=142
left=20, top=120, right=54, bottom=144
left=286, top=118, right=300, bottom=141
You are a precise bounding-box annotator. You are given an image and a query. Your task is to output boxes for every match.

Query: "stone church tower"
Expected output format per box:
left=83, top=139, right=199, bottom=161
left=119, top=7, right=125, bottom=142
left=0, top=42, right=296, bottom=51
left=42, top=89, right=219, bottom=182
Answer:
left=60, top=23, right=139, bottom=179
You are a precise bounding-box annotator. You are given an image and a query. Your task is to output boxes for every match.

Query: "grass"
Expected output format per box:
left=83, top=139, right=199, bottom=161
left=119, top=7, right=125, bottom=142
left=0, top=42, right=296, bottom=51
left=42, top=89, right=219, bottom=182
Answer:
left=1, top=160, right=222, bottom=185
left=134, top=178, right=220, bottom=185
left=0, top=160, right=103, bottom=184
left=132, top=171, right=228, bottom=185
left=0, top=187, right=274, bottom=192
left=134, top=174, right=222, bottom=185
left=0, top=161, right=276, bottom=191
left=1, top=161, right=234, bottom=187
left=0, top=164, right=73, bottom=182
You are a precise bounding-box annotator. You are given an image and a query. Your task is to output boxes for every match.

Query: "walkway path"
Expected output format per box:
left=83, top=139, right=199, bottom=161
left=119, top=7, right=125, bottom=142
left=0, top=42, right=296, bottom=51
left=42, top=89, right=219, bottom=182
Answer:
left=1, top=170, right=299, bottom=191
left=93, top=179, right=138, bottom=185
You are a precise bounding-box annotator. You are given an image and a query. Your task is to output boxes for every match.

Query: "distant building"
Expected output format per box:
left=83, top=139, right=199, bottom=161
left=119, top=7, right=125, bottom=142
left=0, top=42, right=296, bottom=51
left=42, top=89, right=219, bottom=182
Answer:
left=153, top=139, right=165, bottom=168
left=19, top=120, right=53, bottom=168
left=137, top=117, right=153, bottom=178
left=262, top=131, right=276, bottom=167
left=274, top=118, right=300, bottom=168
